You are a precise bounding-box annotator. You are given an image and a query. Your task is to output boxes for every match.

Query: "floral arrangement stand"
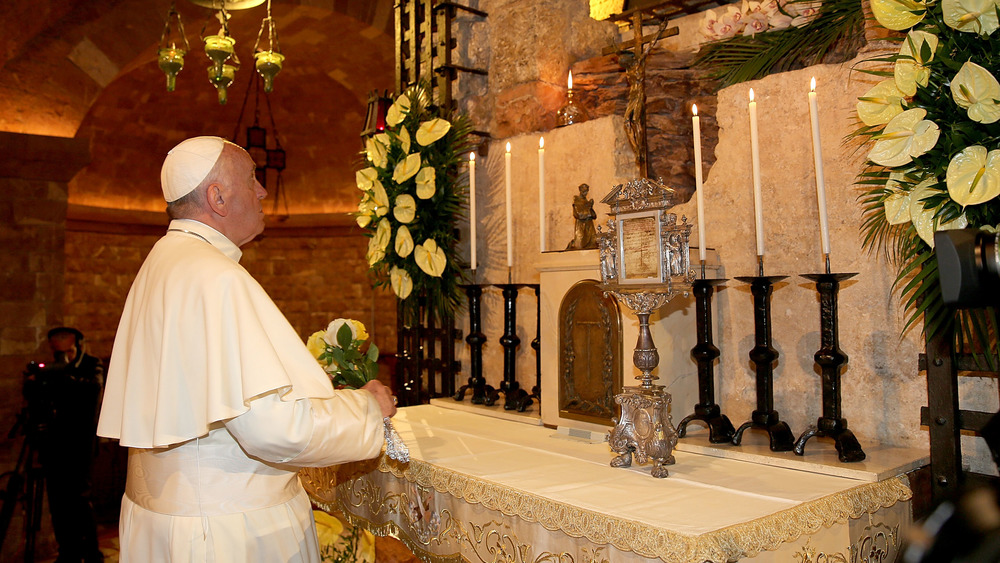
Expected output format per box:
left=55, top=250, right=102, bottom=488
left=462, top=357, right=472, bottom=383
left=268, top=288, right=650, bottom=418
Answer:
left=677, top=277, right=736, bottom=444
left=731, top=275, right=796, bottom=452
left=792, top=272, right=866, bottom=463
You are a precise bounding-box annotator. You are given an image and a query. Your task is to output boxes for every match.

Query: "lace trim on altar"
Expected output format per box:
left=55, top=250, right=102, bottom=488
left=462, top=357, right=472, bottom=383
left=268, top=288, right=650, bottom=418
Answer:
left=357, top=456, right=912, bottom=562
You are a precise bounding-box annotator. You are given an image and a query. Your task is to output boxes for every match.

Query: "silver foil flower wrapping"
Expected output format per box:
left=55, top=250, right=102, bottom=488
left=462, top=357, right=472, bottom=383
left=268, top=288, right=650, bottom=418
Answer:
left=383, top=417, right=410, bottom=462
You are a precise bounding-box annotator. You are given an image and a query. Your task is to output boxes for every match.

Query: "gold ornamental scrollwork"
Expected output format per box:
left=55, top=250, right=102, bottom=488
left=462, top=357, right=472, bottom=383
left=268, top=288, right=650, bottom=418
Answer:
left=330, top=457, right=912, bottom=563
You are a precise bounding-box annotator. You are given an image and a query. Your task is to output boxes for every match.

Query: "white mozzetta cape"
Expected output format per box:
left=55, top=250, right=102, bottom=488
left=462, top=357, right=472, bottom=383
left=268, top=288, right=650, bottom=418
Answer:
left=98, top=219, right=342, bottom=448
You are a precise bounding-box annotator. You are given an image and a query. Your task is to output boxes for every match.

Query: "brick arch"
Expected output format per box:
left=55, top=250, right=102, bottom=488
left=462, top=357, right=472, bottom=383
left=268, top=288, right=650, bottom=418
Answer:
left=0, top=0, right=394, bottom=137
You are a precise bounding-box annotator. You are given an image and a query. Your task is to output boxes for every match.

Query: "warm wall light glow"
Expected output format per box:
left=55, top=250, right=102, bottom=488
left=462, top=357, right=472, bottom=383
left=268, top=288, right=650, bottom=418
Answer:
left=692, top=103, right=698, bottom=116
left=749, top=88, right=755, bottom=102
left=568, top=71, right=573, bottom=90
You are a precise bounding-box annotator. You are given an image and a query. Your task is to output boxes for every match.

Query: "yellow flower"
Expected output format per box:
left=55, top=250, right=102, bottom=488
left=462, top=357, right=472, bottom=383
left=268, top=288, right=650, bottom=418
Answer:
left=883, top=170, right=918, bottom=225
left=374, top=217, right=391, bottom=250
left=416, top=118, right=451, bottom=146
left=394, top=193, right=417, bottom=223
left=397, top=125, right=411, bottom=155
left=313, top=511, right=344, bottom=549
left=390, top=266, right=413, bottom=299
left=868, top=108, right=940, bottom=167
left=894, top=31, right=938, bottom=96
left=946, top=145, right=1000, bottom=206
left=856, top=79, right=907, bottom=126
left=414, top=238, right=447, bottom=277
left=356, top=167, right=378, bottom=191
left=395, top=224, right=414, bottom=257
left=305, top=330, right=326, bottom=359
left=348, top=319, right=369, bottom=342
left=356, top=214, right=372, bottom=228
left=415, top=167, right=436, bottom=199
left=942, top=0, right=1000, bottom=34
left=909, top=177, right=969, bottom=246
left=870, top=0, right=927, bottom=30
left=386, top=94, right=411, bottom=127
left=365, top=135, right=388, bottom=168
left=951, top=61, right=1000, bottom=124
left=371, top=180, right=390, bottom=217
left=393, top=153, right=422, bottom=183
left=366, top=237, right=385, bottom=266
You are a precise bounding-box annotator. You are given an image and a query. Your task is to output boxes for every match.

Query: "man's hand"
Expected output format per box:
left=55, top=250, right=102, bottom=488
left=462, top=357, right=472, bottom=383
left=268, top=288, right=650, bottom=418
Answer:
left=361, top=380, right=397, bottom=418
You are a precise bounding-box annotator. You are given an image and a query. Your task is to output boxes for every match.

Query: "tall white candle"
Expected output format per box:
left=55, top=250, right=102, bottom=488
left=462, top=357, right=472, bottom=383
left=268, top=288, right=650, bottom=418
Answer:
left=808, top=77, right=831, bottom=257
left=469, top=152, right=477, bottom=270
left=538, top=137, right=545, bottom=253
left=692, top=104, right=706, bottom=263
left=505, top=142, right=513, bottom=268
left=748, top=88, right=764, bottom=257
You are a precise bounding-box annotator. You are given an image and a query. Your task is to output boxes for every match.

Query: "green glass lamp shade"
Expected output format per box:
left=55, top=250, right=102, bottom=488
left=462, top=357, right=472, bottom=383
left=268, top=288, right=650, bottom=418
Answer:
left=208, top=63, right=236, bottom=105
left=204, top=34, right=236, bottom=77
left=157, top=47, right=186, bottom=92
left=254, top=50, right=285, bottom=93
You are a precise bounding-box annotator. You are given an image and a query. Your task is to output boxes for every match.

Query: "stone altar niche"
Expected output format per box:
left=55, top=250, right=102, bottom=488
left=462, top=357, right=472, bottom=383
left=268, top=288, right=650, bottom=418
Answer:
left=558, top=280, right=623, bottom=426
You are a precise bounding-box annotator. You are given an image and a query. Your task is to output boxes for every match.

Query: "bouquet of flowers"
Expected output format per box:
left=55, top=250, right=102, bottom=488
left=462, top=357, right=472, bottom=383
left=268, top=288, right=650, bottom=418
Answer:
left=314, top=510, right=374, bottom=563
left=855, top=0, right=1000, bottom=364
left=699, top=0, right=821, bottom=40
left=353, top=84, right=473, bottom=321
left=307, top=319, right=409, bottom=462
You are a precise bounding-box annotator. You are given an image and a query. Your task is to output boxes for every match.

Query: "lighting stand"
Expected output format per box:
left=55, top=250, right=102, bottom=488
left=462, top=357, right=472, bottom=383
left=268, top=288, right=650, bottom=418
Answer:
left=732, top=275, right=795, bottom=451
left=677, top=278, right=735, bottom=443
left=793, top=272, right=866, bottom=462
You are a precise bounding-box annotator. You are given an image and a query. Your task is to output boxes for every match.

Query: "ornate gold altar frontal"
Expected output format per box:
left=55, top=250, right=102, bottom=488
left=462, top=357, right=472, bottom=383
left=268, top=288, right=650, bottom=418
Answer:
left=303, top=406, right=913, bottom=562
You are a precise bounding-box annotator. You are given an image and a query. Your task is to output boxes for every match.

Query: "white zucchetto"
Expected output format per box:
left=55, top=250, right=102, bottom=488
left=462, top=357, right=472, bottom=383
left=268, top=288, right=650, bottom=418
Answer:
left=160, top=136, right=237, bottom=202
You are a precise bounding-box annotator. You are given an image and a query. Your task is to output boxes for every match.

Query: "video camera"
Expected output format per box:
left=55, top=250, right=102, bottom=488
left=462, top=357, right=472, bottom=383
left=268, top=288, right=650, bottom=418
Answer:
left=934, top=229, right=1000, bottom=308
left=20, top=359, right=72, bottom=437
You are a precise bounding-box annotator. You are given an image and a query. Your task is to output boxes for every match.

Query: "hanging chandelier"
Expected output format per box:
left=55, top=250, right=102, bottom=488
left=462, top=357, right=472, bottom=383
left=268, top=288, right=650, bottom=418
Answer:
left=157, top=0, right=285, bottom=104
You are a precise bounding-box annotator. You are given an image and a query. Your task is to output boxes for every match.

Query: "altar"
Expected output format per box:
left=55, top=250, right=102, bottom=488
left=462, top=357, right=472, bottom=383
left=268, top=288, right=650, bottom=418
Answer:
left=303, top=405, right=919, bottom=562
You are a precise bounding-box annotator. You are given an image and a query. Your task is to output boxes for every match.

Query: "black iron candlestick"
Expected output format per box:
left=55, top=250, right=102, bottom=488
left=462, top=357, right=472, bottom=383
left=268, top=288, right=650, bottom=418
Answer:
left=793, top=272, right=866, bottom=462
left=677, top=277, right=735, bottom=443
left=488, top=283, right=532, bottom=410
left=454, top=283, right=491, bottom=404
left=517, top=284, right=541, bottom=412
left=732, top=274, right=795, bottom=451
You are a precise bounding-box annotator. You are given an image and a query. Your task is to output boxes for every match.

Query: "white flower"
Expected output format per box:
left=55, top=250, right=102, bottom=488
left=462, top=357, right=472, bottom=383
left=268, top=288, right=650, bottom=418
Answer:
left=416, top=118, right=451, bottom=146
left=946, top=145, right=1000, bottom=206
left=413, top=238, right=447, bottom=277
left=894, top=30, right=938, bottom=96
left=356, top=167, right=378, bottom=191
left=395, top=225, right=414, bottom=258
left=942, top=0, right=1000, bottom=35
left=909, top=177, right=969, bottom=246
left=386, top=94, right=411, bottom=127
left=393, top=153, right=422, bottom=183
left=415, top=167, right=436, bottom=199
left=950, top=61, right=1000, bottom=124
left=365, top=135, right=388, bottom=169
left=857, top=79, right=907, bottom=126
left=393, top=194, right=416, bottom=223
left=390, top=267, right=413, bottom=299
left=867, top=108, right=940, bottom=167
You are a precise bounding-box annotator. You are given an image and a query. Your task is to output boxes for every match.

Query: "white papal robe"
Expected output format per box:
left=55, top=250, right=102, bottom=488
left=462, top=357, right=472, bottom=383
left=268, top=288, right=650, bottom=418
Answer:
left=98, top=219, right=384, bottom=562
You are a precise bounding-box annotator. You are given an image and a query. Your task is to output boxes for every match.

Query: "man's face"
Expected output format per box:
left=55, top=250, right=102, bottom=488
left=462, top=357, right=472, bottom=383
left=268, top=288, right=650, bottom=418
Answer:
left=225, top=148, right=267, bottom=246
left=49, top=335, right=78, bottom=363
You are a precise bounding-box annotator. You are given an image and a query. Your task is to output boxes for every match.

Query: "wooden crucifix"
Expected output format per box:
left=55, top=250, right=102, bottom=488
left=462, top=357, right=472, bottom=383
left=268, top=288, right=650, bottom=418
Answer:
left=604, top=2, right=679, bottom=179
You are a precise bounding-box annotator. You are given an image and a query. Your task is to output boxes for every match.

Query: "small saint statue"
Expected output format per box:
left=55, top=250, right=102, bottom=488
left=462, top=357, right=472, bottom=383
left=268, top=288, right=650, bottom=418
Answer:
left=566, top=183, right=598, bottom=250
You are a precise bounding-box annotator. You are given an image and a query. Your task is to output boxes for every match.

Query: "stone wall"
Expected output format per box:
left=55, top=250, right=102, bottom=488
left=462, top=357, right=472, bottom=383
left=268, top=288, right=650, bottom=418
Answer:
left=64, top=229, right=399, bottom=362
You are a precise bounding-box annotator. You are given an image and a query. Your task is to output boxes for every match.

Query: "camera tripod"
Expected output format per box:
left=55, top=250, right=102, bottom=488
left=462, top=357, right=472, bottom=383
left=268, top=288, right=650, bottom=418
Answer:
left=0, top=409, right=46, bottom=563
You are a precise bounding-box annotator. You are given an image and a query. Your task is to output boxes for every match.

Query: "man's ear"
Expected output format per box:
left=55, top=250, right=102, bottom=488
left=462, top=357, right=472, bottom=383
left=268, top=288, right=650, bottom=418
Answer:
left=205, top=183, right=229, bottom=217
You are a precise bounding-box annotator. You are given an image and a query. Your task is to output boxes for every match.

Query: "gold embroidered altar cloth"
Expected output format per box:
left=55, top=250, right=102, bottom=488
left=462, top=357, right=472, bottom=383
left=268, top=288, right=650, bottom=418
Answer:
left=302, top=405, right=912, bottom=562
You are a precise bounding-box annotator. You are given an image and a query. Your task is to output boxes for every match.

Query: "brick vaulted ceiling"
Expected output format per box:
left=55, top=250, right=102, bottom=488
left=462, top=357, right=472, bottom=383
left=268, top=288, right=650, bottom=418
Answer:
left=0, top=0, right=395, bottom=215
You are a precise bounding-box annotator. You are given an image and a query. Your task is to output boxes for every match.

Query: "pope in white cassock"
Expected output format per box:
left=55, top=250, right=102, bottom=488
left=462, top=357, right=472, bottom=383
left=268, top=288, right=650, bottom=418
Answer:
left=97, top=136, right=397, bottom=562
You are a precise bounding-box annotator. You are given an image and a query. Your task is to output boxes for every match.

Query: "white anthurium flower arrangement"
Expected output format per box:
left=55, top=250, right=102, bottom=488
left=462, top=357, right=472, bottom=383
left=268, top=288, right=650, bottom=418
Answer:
left=354, top=84, right=473, bottom=320
left=856, top=0, right=1000, bottom=365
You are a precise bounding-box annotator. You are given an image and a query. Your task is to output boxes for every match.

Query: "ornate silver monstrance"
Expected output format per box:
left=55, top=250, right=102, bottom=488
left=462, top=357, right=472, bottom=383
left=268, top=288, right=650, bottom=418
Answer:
left=597, top=178, right=693, bottom=478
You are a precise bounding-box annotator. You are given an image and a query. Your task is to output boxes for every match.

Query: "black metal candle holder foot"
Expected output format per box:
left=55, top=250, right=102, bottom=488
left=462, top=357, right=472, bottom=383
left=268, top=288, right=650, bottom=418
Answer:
left=732, top=275, right=794, bottom=451
left=495, top=283, right=528, bottom=411
left=678, top=278, right=735, bottom=444
left=793, top=272, right=866, bottom=462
